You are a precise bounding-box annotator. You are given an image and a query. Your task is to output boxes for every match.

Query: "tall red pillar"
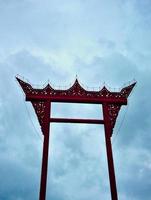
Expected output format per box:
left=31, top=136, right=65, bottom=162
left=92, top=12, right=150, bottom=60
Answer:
left=39, top=101, right=51, bottom=200
left=103, top=103, right=118, bottom=200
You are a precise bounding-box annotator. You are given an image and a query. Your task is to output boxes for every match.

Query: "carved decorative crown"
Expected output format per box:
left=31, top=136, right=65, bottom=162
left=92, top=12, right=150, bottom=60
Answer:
left=16, top=77, right=136, bottom=135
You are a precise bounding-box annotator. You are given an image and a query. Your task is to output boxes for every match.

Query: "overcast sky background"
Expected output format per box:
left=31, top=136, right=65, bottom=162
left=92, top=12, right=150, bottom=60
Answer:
left=0, top=0, right=151, bottom=200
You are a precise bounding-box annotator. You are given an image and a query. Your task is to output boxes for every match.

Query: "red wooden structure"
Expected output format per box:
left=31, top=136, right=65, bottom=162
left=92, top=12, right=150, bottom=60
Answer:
left=16, top=77, right=136, bottom=200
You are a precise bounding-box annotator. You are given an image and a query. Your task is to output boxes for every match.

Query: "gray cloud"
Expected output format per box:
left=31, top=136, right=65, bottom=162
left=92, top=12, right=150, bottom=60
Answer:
left=0, top=0, right=151, bottom=199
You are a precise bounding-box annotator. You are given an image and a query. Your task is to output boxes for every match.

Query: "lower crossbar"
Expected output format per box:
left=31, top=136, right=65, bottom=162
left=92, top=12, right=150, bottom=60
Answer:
left=50, top=118, right=104, bottom=124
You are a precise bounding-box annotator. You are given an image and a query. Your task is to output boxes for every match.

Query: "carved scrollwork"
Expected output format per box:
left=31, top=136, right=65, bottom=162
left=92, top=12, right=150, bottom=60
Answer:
left=108, top=104, right=121, bottom=130
left=32, top=101, right=46, bottom=132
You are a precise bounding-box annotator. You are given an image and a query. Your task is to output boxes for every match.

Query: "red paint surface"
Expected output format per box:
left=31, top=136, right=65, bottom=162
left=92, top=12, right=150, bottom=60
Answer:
left=16, top=77, right=136, bottom=200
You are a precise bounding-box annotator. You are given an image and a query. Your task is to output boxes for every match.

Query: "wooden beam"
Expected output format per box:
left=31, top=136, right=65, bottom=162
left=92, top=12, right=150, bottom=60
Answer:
left=26, top=95, right=127, bottom=105
left=50, top=118, right=104, bottom=124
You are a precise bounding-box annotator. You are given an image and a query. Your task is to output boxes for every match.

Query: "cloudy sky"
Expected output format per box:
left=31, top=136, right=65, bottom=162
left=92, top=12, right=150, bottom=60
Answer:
left=0, top=0, right=151, bottom=199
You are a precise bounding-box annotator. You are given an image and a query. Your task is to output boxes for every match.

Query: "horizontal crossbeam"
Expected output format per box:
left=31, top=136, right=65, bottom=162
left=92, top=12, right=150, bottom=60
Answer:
left=26, top=95, right=127, bottom=105
left=50, top=118, right=104, bottom=124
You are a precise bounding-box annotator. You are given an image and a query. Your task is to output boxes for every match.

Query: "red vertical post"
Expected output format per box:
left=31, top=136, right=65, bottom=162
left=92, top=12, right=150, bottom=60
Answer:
left=39, top=101, right=51, bottom=200
left=102, top=104, right=118, bottom=200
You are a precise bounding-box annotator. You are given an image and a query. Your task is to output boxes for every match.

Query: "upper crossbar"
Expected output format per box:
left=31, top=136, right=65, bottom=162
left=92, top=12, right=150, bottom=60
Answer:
left=26, top=95, right=127, bottom=105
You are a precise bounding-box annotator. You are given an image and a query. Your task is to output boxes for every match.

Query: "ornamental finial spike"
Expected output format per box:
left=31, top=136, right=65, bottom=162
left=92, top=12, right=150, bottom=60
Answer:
left=120, top=82, right=136, bottom=97
left=16, top=76, right=33, bottom=94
